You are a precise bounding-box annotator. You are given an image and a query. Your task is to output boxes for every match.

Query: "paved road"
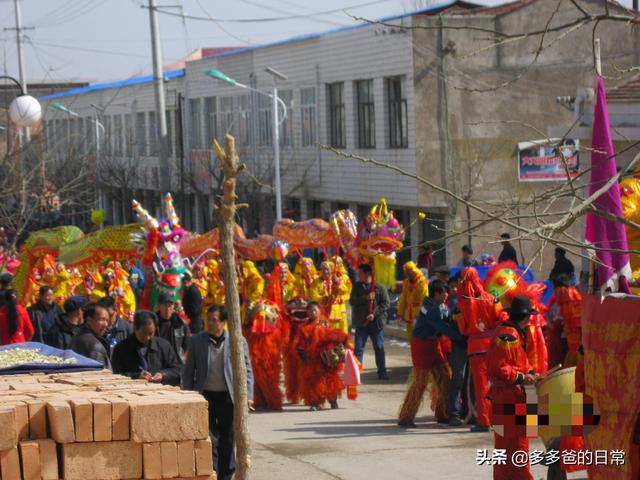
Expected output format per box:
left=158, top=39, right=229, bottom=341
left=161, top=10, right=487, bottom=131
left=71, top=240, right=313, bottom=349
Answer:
left=249, top=339, right=587, bottom=480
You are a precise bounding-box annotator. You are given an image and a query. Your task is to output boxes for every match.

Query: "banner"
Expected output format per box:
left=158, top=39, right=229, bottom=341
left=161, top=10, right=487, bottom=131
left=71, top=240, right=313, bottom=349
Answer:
left=518, top=139, right=579, bottom=181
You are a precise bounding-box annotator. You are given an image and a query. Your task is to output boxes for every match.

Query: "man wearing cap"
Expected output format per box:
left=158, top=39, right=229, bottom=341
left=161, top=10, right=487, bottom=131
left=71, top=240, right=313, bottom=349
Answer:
left=156, top=292, right=191, bottom=363
left=487, top=295, right=539, bottom=480
left=498, top=233, right=519, bottom=264
left=0, top=273, right=13, bottom=307
left=45, top=295, right=87, bottom=350
left=181, top=273, right=203, bottom=334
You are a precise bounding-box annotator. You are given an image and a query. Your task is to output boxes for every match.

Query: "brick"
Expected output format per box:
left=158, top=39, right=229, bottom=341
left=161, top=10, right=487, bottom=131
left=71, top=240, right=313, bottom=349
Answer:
left=10, top=402, right=30, bottom=440
left=143, top=443, right=162, bottom=480
left=62, top=441, right=142, bottom=480
left=46, top=400, right=76, bottom=443
left=0, top=406, right=18, bottom=450
left=110, top=399, right=130, bottom=441
left=36, top=439, right=59, bottom=480
left=194, top=438, right=214, bottom=476
left=130, top=398, right=208, bottom=442
left=70, top=398, right=93, bottom=442
left=0, top=447, right=21, bottom=480
left=161, top=441, right=179, bottom=478
left=26, top=400, right=47, bottom=439
left=177, top=440, right=196, bottom=478
left=19, top=441, right=41, bottom=480
left=91, top=398, right=112, bottom=441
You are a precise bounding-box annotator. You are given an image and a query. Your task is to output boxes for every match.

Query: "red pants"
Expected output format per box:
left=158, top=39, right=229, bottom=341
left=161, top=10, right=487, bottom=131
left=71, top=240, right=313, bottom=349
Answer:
left=493, top=432, right=533, bottom=480
left=469, top=354, right=491, bottom=427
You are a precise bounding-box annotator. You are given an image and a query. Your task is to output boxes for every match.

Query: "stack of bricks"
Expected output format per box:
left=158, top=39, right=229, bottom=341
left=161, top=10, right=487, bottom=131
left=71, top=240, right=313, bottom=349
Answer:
left=0, top=370, right=216, bottom=480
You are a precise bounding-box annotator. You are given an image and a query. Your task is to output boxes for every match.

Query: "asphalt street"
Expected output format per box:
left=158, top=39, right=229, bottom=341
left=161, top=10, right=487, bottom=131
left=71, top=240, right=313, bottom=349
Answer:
left=248, top=335, right=589, bottom=480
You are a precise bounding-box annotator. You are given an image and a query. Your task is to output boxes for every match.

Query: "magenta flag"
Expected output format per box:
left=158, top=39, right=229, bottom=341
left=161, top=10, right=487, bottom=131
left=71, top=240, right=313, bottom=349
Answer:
left=585, top=76, right=632, bottom=293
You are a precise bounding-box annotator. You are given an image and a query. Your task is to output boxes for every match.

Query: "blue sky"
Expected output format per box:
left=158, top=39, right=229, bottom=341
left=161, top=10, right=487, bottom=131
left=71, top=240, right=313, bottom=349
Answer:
left=0, top=0, right=634, bottom=83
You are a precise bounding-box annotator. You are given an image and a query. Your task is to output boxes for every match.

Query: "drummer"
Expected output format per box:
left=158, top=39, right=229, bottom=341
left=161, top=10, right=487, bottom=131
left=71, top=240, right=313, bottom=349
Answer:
left=487, top=296, right=539, bottom=480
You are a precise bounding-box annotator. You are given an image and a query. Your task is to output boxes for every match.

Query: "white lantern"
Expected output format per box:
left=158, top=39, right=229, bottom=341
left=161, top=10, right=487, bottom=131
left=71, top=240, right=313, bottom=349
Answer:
left=9, top=94, right=42, bottom=128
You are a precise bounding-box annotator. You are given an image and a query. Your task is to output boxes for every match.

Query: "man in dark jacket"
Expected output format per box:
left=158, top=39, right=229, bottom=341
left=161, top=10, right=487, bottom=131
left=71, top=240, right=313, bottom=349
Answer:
left=28, top=285, right=61, bottom=343
left=45, top=295, right=87, bottom=350
left=156, top=292, right=190, bottom=363
left=349, top=264, right=390, bottom=380
left=112, top=310, right=181, bottom=385
left=69, top=303, right=111, bottom=369
left=498, top=233, right=519, bottom=264
left=97, top=296, right=133, bottom=355
left=549, top=247, right=575, bottom=282
left=181, top=273, right=203, bottom=334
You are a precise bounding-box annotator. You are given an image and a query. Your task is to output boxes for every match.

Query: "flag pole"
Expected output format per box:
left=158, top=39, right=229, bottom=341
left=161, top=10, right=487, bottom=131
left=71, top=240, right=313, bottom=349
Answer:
left=588, top=37, right=601, bottom=294
left=595, top=38, right=602, bottom=76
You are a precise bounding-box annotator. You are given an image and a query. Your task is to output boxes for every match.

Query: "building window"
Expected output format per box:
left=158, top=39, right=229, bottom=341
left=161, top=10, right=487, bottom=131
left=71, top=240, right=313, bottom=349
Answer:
left=258, top=94, right=272, bottom=146
left=279, top=89, right=293, bottom=147
left=300, top=87, right=316, bottom=147
left=136, top=112, right=146, bottom=156
left=103, top=116, right=112, bottom=156
left=220, top=97, right=234, bottom=137
left=238, top=95, right=250, bottom=146
left=166, top=110, right=174, bottom=157
left=113, top=115, right=123, bottom=156
left=189, top=98, right=202, bottom=149
left=148, top=111, right=158, bottom=156
left=386, top=76, right=408, bottom=148
left=204, top=97, right=217, bottom=149
left=355, top=79, right=375, bottom=149
left=124, top=114, right=133, bottom=156
left=327, top=82, right=345, bottom=148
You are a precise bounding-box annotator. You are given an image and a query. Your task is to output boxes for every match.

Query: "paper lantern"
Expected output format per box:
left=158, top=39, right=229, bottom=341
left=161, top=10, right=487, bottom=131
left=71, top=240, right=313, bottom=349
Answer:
left=9, top=95, right=42, bottom=127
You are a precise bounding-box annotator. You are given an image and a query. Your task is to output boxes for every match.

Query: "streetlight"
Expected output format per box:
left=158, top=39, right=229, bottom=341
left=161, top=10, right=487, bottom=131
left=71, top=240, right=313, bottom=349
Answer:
left=205, top=68, right=288, bottom=221
left=1, top=75, right=42, bottom=128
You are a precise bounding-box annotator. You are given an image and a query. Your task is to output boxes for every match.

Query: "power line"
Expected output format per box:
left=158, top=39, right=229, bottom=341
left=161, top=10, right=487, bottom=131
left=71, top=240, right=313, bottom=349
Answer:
left=194, top=0, right=252, bottom=45
left=30, top=40, right=150, bottom=58
left=237, top=0, right=347, bottom=27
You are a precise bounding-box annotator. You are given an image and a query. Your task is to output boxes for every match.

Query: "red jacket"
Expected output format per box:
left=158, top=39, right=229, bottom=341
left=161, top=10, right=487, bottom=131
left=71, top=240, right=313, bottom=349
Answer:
left=0, top=304, right=35, bottom=345
left=487, top=322, right=534, bottom=389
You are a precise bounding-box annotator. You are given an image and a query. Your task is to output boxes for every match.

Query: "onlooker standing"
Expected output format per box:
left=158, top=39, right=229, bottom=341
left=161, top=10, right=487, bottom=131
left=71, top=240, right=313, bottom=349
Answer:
left=182, top=305, right=253, bottom=480
left=549, top=247, right=575, bottom=282
left=112, top=310, right=181, bottom=385
left=457, top=245, right=479, bottom=267
left=28, top=286, right=61, bottom=343
left=350, top=264, right=390, bottom=380
left=498, top=233, right=519, bottom=264
left=0, top=289, right=34, bottom=345
left=0, top=273, right=13, bottom=308
left=417, top=245, right=433, bottom=273
left=97, top=296, right=133, bottom=355
left=181, top=273, right=203, bottom=334
left=69, top=303, right=111, bottom=368
left=45, top=296, right=87, bottom=350
left=155, top=292, right=190, bottom=362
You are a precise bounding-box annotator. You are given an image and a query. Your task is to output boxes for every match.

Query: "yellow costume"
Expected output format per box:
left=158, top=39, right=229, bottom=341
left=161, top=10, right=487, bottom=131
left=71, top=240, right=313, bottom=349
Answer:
left=266, top=262, right=298, bottom=305
left=102, top=263, right=136, bottom=319
left=293, top=257, right=317, bottom=301
left=310, top=261, right=351, bottom=333
left=206, top=259, right=226, bottom=306
left=239, top=261, right=264, bottom=322
left=53, top=264, right=74, bottom=305
left=397, top=261, right=429, bottom=339
left=331, top=256, right=352, bottom=332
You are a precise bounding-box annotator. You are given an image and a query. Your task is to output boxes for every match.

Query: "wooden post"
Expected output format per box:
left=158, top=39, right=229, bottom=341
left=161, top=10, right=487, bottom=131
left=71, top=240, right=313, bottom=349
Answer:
left=212, top=134, right=251, bottom=479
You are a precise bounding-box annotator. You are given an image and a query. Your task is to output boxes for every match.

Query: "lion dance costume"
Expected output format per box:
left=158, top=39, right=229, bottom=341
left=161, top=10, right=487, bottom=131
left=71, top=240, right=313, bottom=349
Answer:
left=397, top=261, right=429, bottom=340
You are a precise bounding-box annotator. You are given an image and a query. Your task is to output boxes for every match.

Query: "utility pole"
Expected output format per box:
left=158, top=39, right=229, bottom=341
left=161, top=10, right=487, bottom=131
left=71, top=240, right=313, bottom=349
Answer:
left=147, top=0, right=171, bottom=194
left=13, top=0, right=27, bottom=94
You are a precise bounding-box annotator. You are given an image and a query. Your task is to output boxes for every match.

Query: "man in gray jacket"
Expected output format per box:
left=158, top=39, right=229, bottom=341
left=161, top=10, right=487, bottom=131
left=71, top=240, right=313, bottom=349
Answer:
left=182, top=305, right=253, bottom=480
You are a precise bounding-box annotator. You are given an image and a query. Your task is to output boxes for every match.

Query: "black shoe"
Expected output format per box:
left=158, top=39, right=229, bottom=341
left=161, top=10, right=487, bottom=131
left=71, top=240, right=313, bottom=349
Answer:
left=329, top=400, right=339, bottom=409
left=398, top=421, right=417, bottom=428
left=378, top=372, right=389, bottom=380
left=449, top=415, right=463, bottom=426
left=436, top=417, right=449, bottom=424
left=469, top=425, right=490, bottom=433
left=310, top=405, right=320, bottom=411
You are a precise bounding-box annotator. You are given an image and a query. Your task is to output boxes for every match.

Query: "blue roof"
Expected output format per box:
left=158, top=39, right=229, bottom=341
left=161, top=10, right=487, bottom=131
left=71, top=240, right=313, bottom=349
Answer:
left=38, top=0, right=472, bottom=100
left=39, top=68, right=185, bottom=101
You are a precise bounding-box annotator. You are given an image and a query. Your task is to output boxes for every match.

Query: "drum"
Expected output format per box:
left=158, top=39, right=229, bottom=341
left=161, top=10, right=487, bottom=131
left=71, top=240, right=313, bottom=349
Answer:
left=535, top=366, right=576, bottom=448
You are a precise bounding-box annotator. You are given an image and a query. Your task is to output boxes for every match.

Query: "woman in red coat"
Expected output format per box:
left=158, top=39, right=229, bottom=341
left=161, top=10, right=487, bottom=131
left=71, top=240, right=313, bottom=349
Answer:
left=0, top=289, right=35, bottom=345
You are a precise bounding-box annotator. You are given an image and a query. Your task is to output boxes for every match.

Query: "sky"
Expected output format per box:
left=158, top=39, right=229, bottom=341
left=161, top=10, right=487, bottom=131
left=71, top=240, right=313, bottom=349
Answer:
left=0, top=0, right=635, bottom=84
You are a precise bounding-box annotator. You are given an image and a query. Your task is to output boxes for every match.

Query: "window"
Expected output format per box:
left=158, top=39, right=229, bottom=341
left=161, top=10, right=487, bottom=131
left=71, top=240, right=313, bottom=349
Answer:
left=204, top=97, right=217, bottom=148
left=300, top=87, right=316, bottom=147
left=136, top=112, right=146, bottom=156
left=124, top=114, right=133, bottom=156
left=148, top=111, right=158, bottom=156
left=355, top=79, right=375, bottom=149
left=279, top=90, right=293, bottom=147
left=327, top=82, right=345, bottom=148
left=386, top=76, right=408, bottom=148
left=220, top=97, right=234, bottom=137
left=103, top=116, right=112, bottom=156
left=238, top=95, right=250, bottom=146
left=258, top=95, right=272, bottom=146
left=166, top=110, right=174, bottom=157
left=189, top=98, right=202, bottom=149
left=113, top=115, right=123, bottom=156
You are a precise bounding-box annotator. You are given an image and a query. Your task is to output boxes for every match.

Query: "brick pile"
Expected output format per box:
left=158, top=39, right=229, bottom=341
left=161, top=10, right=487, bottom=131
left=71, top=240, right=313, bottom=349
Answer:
left=0, top=370, right=215, bottom=480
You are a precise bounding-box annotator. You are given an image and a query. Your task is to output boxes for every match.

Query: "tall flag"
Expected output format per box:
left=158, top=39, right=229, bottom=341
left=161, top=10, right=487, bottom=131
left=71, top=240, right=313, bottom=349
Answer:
left=585, top=76, right=632, bottom=293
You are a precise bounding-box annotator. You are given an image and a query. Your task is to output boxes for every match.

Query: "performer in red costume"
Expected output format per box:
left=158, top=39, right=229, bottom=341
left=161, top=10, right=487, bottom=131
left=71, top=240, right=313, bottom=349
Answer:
left=488, top=295, right=539, bottom=480
left=457, top=267, right=500, bottom=432
left=548, top=274, right=582, bottom=367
